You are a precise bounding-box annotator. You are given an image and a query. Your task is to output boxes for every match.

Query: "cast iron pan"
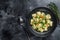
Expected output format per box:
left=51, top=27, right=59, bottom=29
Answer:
left=25, top=7, right=57, bottom=37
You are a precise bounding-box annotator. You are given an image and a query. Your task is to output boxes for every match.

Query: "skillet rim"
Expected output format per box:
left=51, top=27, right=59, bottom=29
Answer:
left=26, top=7, right=57, bottom=37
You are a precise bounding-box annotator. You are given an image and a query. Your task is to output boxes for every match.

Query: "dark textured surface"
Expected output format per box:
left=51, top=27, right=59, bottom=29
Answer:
left=0, top=15, right=28, bottom=40
left=0, top=0, right=60, bottom=40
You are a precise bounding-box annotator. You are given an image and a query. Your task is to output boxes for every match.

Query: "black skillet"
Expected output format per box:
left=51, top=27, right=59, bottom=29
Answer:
left=25, top=7, right=57, bottom=37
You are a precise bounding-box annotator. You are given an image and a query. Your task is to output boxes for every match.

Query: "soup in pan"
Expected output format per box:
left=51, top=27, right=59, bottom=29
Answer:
left=30, top=11, right=53, bottom=32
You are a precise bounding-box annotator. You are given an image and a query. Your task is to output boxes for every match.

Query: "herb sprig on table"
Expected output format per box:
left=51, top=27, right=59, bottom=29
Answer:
left=47, top=2, right=59, bottom=23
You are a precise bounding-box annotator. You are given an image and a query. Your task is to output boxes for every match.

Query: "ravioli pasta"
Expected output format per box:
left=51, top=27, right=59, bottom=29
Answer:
left=30, top=11, right=53, bottom=32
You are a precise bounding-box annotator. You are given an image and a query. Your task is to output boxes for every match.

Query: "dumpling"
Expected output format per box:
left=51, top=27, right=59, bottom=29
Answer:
left=42, top=20, right=45, bottom=23
left=32, top=13, right=36, bottom=18
left=37, top=11, right=41, bottom=16
left=41, top=12, right=45, bottom=16
left=50, top=21, right=53, bottom=26
left=47, top=20, right=51, bottom=24
left=38, top=23, right=42, bottom=27
left=36, top=18, right=39, bottom=22
left=47, top=20, right=53, bottom=26
left=39, top=28, right=44, bottom=32
left=44, top=27, right=48, bottom=31
left=39, top=18, right=42, bottom=22
left=46, top=14, right=51, bottom=19
left=32, top=24, right=36, bottom=29
left=30, top=19, right=34, bottom=25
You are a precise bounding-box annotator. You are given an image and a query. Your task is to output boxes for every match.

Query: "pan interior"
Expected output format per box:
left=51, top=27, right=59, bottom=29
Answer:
left=27, top=7, right=57, bottom=35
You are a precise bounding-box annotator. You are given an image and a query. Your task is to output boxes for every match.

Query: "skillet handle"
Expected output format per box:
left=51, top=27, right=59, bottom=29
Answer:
left=19, top=16, right=31, bottom=40
left=19, top=16, right=27, bottom=29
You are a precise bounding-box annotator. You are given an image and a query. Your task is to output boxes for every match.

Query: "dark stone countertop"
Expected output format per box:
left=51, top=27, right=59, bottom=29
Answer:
left=0, top=0, right=60, bottom=40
